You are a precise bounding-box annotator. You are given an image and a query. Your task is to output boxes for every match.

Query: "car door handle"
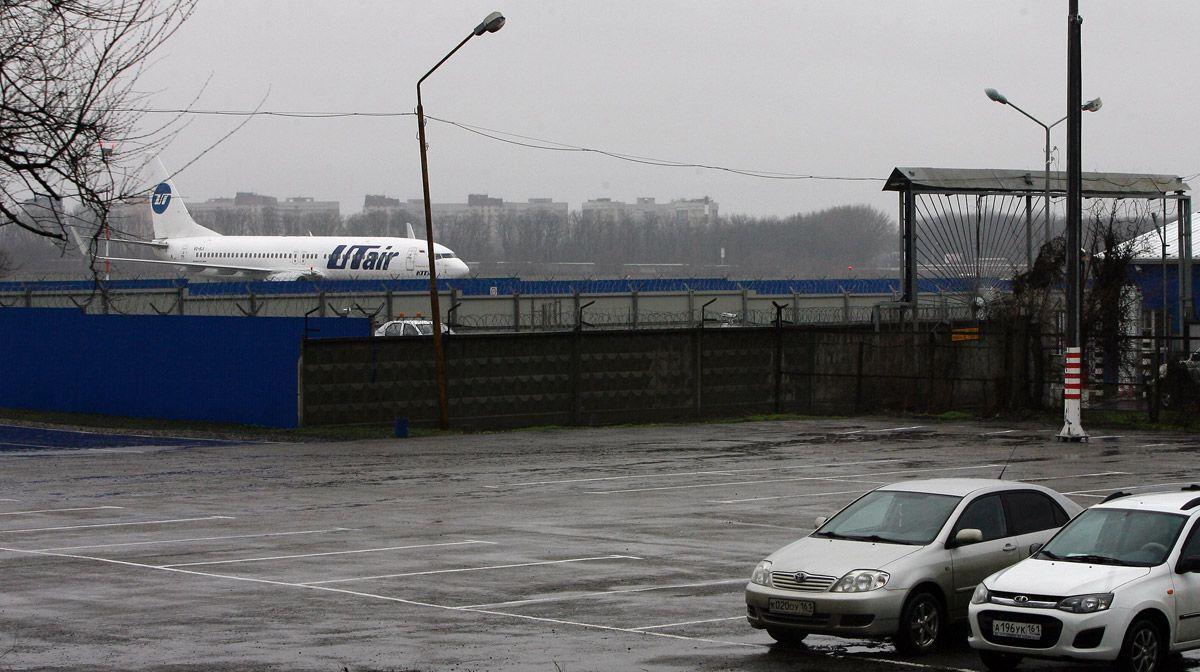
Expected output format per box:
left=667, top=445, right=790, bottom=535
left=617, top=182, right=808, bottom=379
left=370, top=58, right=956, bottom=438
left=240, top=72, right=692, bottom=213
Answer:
left=1002, top=543, right=1018, bottom=552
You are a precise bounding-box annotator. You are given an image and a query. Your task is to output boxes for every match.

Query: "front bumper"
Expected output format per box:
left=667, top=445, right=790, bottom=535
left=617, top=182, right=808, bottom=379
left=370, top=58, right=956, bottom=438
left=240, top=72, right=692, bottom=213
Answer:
left=745, top=581, right=907, bottom=638
left=968, top=603, right=1127, bottom=662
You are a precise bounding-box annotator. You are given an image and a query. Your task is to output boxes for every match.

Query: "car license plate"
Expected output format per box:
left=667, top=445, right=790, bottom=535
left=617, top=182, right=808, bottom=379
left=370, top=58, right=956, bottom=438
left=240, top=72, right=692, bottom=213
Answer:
left=768, top=598, right=814, bottom=616
left=992, top=620, right=1042, bottom=640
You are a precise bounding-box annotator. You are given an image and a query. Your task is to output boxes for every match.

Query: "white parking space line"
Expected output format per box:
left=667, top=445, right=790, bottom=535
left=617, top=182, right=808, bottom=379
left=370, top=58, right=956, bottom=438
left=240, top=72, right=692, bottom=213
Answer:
left=302, top=555, right=643, bottom=586
left=834, top=425, right=926, bottom=436
left=31, top=528, right=357, bottom=552
left=464, top=606, right=764, bottom=649
left=591, top=463, right=1002, bottom=495
left=488, top=458, right=903, bottom=488
left=724, top=521, right=812, bottom=531
left=0, top=547, right=787, bottom=657
left=0, top=506, right=124, bottom=516
left=0, top=498, right=18, bottom=502
left=1140, top=443, right=1170, bottom=448
left=1089, top=435, right=1123, bottom=441
left=711, top=488, right=868, bottom=505
left=980, top=429, right=1016, bottom=436
left=1019, top=471, right=1129, bottom=483
left=631, top=615, right=746, bottom=631
left=0, top=515, right=233, bottom=534
left=459, top=578, right=748, bottom=610
left=159, top=539, right=496, bottom=568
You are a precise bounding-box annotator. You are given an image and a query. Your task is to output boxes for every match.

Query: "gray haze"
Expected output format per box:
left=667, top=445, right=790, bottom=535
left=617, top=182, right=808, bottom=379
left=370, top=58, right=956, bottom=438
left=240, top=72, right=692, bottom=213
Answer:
left=137, top=1, right=1200, bottom=219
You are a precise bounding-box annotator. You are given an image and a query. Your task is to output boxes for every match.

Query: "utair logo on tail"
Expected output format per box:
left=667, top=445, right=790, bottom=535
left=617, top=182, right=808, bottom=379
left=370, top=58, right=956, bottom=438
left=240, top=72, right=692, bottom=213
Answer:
left=151, top=182, right=172, bottom=214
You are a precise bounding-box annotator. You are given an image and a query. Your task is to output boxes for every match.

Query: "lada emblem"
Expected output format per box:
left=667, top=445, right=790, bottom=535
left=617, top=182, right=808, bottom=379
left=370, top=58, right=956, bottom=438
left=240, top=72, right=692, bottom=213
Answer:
left=1014, top=595, right=1029, bottom=604
left=794, top=572, right=808, bottom=582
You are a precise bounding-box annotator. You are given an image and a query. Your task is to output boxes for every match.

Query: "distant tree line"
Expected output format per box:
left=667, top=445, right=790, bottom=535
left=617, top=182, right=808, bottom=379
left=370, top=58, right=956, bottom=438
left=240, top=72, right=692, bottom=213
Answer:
left=345, top=204, right=896, bottom=277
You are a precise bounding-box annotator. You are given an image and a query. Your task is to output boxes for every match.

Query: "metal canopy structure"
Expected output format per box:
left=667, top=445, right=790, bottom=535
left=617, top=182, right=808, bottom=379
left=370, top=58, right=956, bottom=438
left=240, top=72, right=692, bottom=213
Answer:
left=883, top=166, right=1193, bottom=335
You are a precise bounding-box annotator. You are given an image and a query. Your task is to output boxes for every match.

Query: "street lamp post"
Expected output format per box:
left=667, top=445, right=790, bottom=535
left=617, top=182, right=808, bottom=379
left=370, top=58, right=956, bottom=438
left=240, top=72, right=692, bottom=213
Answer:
left=416, top=11, right=505, bottom=430
left=983, top=88, right=1101, bottom=248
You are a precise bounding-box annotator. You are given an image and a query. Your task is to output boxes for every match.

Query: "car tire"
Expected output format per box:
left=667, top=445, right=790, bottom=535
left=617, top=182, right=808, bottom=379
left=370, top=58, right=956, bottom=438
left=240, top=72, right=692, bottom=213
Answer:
left=766, top=627, right=808, bottom=647
left=1116, top=618, right=1165, bottom=672
left=894, top=590, right=944, bottom=655
left=978, top=651, right=1022, bottom=672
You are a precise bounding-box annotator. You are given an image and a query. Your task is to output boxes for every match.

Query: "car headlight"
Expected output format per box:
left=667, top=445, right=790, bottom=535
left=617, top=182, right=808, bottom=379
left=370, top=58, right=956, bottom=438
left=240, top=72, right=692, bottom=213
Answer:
left=751, top=560, right=773, bottom=586
left=1057, top=593, right=1113, bottom=613
left=971, top=583, right=991, bottom=605
left=831, top=569, right=890, bottom=592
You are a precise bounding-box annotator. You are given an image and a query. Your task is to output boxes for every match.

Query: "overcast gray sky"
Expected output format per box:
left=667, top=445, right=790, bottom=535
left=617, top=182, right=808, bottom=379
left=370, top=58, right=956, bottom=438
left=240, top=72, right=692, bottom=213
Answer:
left=138, top=1, right=1200, bottom=218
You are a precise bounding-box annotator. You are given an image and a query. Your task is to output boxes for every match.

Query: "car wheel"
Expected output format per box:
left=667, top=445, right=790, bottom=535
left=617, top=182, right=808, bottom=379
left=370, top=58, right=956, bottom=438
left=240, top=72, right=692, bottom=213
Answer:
left=894, top=590, right=944, bottom=655
left=766, top=627, right=808, bottom=647
left=978, top=651, right=1022, bottom=672
left=1116, top=618, right=1165, bottom=672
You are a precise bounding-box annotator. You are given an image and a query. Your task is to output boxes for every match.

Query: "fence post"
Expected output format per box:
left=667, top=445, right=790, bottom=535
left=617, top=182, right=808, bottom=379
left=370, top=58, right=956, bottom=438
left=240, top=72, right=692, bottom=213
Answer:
left=773, top=302, right=787, bottom=414
left=854, top=341, right=865, bottom=413
left=512, top=292, right=520, bottom=332
left=572, top=326, right=582, bottom=425
left=693, top=327, right=703, bottom=417
left=631, top=289, right=639, bottom=330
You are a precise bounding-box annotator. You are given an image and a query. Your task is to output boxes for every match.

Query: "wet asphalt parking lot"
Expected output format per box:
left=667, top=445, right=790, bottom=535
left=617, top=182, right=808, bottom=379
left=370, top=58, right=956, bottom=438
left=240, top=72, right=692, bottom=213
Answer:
left=1, top=417, right=1199, bottom=672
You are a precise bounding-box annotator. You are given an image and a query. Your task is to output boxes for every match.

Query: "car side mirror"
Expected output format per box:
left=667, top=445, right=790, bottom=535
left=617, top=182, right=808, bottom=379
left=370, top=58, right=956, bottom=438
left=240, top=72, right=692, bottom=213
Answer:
left=1029, top=542, right=1044, bottom=555
left=814, top=516, right=827, bottom=529
left=953, top=528, right=983, bottom=546
left=1178, top=557, right=1200, bottom=574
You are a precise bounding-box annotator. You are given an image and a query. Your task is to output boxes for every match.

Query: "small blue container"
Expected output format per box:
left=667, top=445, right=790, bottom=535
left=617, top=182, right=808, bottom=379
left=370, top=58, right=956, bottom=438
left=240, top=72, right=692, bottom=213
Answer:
left=394, top=416, right=409, bottom=438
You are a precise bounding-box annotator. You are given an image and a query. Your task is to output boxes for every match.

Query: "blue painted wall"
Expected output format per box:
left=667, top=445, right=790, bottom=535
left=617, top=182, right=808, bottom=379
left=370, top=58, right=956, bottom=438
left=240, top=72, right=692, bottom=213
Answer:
left=0, top=309, right=368, bottom=428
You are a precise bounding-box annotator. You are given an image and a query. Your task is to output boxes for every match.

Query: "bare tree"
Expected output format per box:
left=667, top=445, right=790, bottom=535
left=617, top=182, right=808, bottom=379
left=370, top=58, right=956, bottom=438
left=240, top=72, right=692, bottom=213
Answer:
left=1, top=0, right=196, bottom=247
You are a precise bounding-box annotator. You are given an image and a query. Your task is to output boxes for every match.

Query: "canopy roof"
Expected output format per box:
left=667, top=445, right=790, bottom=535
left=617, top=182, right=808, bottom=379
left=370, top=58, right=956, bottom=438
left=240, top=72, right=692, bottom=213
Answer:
left=1121, top=219, right=1200, bottom=261
left=884, top=167, right=1190, bottom=198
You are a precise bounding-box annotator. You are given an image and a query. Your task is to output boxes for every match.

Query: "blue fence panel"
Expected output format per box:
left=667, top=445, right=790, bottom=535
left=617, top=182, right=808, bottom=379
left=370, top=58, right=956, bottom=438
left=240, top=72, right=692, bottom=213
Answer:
left=0, top=308, right=368, bottom=428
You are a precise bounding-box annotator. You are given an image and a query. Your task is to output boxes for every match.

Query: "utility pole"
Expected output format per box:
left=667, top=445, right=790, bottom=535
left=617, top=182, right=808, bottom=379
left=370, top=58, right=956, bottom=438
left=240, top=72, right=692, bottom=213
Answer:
left=1058, top=0, right=1088, bottom=441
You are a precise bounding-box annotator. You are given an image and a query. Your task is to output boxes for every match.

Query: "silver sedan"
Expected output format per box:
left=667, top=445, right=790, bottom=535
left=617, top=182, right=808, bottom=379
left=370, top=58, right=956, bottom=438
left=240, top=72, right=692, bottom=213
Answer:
left=746, top=478, right=1082, bottom=654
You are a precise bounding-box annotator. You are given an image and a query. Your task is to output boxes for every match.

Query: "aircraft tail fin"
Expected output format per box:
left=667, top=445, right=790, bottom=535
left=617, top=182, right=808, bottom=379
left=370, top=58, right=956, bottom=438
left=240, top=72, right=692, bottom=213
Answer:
left=150, top=160, right=219, bottom=239
left=406, top=222, right=416, bottom=239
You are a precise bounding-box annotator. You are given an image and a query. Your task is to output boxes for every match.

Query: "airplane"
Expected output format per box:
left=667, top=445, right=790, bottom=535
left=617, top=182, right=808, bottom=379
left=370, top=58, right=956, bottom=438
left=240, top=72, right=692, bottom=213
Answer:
left=84, top=174, right=471, bottom=281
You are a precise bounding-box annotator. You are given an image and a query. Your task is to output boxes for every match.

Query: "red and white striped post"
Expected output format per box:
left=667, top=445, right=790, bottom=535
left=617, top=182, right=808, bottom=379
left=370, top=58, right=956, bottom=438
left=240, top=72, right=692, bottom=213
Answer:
left=1057, top=346, right=1089, bottom=441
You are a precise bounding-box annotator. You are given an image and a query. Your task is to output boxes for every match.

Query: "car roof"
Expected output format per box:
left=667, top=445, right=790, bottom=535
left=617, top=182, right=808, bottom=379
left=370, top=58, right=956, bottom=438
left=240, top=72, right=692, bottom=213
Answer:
left=1093, top=488, right=1200, bottom=514
left=877, top=477, right=1050, bottom=497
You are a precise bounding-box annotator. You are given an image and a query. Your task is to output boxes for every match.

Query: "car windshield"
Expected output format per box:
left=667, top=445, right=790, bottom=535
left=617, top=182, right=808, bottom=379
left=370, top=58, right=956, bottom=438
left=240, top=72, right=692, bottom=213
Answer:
left=814, top=490, right=961, bottom=545
left=1038, top=507, right=1187, bottom=567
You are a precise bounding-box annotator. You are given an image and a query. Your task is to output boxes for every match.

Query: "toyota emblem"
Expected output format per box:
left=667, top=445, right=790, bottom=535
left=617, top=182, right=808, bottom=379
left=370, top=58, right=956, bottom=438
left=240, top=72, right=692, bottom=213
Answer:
left=794, top=572, right=808, bottom=583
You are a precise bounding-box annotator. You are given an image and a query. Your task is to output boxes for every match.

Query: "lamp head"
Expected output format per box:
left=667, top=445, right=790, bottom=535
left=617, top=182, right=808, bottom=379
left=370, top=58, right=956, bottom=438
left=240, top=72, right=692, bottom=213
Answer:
left=984, top=88, right=1009, bottom=105
left=1082, top=97, right=1102, bottom=112
left=474, top=11, right=505, bottom=36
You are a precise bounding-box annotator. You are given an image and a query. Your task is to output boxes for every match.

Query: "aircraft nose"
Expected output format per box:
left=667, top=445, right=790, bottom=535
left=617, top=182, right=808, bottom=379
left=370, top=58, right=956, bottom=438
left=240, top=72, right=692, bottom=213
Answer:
left=439, top=258, right=470, bottom=278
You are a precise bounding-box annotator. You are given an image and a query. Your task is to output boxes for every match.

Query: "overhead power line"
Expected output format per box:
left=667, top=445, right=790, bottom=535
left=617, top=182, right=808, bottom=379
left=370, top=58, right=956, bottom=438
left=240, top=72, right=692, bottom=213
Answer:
left=125, top=107, right=1200, bottom=189
left=127, top=107, right=886, bottom=183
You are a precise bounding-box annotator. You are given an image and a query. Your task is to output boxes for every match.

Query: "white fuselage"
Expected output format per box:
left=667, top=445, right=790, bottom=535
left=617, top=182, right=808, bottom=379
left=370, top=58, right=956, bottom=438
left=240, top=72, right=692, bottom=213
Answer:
left=159, top=236, right=470, bottom=280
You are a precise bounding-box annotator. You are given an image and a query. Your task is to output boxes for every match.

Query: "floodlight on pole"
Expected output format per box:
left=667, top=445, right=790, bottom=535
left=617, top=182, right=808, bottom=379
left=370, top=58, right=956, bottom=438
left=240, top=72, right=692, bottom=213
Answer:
left=415, top=11, right=506, bottom=430
left=983, top=88, right=1102, bottom=247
